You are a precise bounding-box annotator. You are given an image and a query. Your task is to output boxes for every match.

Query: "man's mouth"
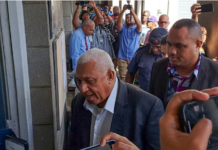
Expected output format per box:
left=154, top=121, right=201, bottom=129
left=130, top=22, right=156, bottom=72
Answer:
left=85, top=94, right=94, bottom=101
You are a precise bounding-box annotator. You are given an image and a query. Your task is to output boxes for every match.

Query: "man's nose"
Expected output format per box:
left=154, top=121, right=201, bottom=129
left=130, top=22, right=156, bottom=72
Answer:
left=169, top=46, right=177, bottom=55
left=79, top=83, right=89, bottom=93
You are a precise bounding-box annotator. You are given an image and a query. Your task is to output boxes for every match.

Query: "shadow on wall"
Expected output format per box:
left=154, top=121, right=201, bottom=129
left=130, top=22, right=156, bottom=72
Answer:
left=198, top=1, right=218, bottom=59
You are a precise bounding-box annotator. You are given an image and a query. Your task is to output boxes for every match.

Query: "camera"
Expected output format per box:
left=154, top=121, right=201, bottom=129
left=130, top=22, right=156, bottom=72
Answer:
left=178, top=95, right=218, bottom=150
left=75, top=1, right=89, bottom=6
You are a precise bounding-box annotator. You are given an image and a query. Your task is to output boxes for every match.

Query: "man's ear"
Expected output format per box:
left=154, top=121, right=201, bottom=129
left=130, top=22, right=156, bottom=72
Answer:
left=196, top=40, right=203, bottom=50
left=107, top=70, right=115, bottom=83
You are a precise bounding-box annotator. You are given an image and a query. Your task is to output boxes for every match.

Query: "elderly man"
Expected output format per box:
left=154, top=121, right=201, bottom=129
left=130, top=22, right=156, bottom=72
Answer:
left=158, top=14, right=170, bottom=30
left=68, top=49, right=164, bottom=150
left=117, top=5, right=142, bottom=81
left=69, top=19, right=95, bottom=70
left=144, top=16, right=158, bottom=45
left=126, top=28, right=168, bottom=92
left=149, top=19, right=218, bottom=108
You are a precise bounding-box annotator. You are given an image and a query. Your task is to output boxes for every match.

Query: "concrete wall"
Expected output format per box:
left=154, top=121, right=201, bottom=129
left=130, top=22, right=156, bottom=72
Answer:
left=23, top=1, right=65, bottom=150
left=198, top=1, right=218, bottom=58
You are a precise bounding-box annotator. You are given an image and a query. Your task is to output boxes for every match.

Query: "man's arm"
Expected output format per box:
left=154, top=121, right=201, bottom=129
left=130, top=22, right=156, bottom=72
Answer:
left=130, top=7, right=142, bottom=33
left=89, top=1, right=103, bottom=20
left=117, top=5, right=128, bottom=31
left=69, top=35, right=81, bottom=69
left=191, top=3, right=201, bottom=22
left=72, top=5, right=80, bottom=29
left=125, top=72, right=135, bottom=84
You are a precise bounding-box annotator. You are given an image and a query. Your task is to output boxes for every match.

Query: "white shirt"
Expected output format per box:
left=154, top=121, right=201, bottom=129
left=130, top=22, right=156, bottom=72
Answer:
left=83, top=78, right=118, bottom=149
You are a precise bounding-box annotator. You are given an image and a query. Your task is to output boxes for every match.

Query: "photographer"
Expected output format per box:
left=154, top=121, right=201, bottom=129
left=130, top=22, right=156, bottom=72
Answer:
left=72, top=2, right=90, bottom=29
left=116, top=5, right=142, bottom=81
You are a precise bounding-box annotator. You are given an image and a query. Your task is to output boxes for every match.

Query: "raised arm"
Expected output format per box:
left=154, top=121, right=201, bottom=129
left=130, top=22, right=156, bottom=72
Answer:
left=72, top=5, right=80, bottom=29
left=130, top=7, right=142, bottom=33
left=89, top=1, right=103, bottom=20
left=191, top=3, right=201, bottom=22
left=117, top=5, right=128, bottom=31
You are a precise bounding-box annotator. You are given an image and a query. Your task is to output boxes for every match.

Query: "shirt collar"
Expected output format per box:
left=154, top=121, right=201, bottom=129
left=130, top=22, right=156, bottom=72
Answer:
left=167, top=53, right=202, bottom=79
left=80, top=28, right=86, bottom=37
left=83, top=77, right=118, bottom=115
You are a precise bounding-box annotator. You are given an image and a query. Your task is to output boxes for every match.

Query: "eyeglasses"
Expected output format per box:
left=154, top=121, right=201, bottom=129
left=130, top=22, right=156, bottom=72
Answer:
left=202, top=31, right=207, bottom=35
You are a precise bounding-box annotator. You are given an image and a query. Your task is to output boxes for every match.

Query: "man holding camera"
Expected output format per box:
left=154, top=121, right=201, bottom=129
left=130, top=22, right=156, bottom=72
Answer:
left=116, top=5, right=142, bottom=81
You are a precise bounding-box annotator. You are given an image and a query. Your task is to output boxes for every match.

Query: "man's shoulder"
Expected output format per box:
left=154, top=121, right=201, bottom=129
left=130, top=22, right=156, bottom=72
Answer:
left=135, top=44, right=150, bottom=55
left=202, top=55, right=218, bottom=69
left=72, top=93, right=86, bottom=108
left=125, top=82, right=161, bottom=103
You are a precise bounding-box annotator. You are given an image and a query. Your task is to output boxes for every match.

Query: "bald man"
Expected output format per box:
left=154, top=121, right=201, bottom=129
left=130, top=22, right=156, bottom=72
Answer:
left=158, top=14, right=170, bottom=30
left=149, top=19, right=218, bottom=108
left=68, top=48, right=164, bottom=150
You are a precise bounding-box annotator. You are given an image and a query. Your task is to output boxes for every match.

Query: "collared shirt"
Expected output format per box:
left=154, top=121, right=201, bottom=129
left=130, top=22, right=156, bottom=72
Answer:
left=139, top=25, right=150, bottom=45
left=127, top=44, right=162, bottom=91
left=83, top=78, right=118, bottom=149
left=89, top=25, right=115, bottom=59
left=167, top=53, right=202, bottom=102
left=69, top=28, right=90, bottom=69
left=118, top=25, right=141, bottom=61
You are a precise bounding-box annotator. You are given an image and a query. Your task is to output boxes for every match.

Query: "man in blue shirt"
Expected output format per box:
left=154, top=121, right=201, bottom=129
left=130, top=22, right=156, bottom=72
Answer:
left=116, top=4, right=142, bottom=81
left=69, top=19, right=95, bottom=70
left=125, top=28, right=168, bottom=91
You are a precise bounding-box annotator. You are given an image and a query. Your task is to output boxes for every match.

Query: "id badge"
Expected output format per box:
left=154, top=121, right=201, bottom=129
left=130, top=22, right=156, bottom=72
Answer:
left=89, top=35, right=93, bottom=42
left=99, top=35, right=104, bottom=44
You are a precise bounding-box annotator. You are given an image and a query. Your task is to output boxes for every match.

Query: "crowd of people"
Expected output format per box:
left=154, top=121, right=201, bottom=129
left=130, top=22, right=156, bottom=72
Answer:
left=68, top=1, right=218, bottom=150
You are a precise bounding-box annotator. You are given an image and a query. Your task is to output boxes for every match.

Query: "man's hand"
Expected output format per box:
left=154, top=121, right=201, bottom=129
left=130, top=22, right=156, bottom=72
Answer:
left=122, top=5, right=128, bottom=12
left=101, top=132, right=139, bottom=150
left=160, top=87, right=218, bottom=150
left=130, top=6, right=134, bottom=14
left=191, top=3, right=201, bottom=16
left=89, top=0, right=96, bottom=8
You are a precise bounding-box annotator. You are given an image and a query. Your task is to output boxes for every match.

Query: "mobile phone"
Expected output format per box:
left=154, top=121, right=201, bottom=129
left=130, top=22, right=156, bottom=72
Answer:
left=196, top=3, right=214, bottom=13
left=80, top=140, right=116, bottom=150
left=178, top=95, right=218, bottom=150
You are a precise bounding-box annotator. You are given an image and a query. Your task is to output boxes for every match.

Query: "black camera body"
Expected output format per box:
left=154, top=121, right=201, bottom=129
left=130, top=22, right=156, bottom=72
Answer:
left=76, top=1, right=89, bottom=6
left=127, top=4, right=132, bottom=10
left=178, top=95, right=218, bottom=150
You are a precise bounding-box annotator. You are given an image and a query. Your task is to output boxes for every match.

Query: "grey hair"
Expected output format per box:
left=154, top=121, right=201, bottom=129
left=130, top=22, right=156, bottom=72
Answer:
left=143, top=10, right=150, bottom=16
left=82, top=19, right=95, bottom=27
left=172, top=19, right=202, bottom=40
left=77, top=48, right=115, bottom=74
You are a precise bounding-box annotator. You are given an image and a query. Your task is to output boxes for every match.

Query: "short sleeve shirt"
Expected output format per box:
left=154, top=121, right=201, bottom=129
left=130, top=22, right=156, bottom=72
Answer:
left=127, top=44, right=162, bottom=91
left=118, top=25, right=141, bottom=61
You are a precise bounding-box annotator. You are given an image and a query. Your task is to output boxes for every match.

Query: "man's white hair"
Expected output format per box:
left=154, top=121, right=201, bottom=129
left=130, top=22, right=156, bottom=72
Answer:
left=77, top=48, right=115, bottom=74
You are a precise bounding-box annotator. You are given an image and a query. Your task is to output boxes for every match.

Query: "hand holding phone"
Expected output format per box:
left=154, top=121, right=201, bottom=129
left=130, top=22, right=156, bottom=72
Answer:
left=160, top=88, right=218, bottom=150
left=80, top=140, right=116, bottom=150
left=179, top=95, right=218, bottom=150
left=196, top=3, right=214, bottom=13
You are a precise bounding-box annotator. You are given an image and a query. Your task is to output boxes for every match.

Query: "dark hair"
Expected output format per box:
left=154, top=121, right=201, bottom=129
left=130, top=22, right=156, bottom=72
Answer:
left=126, top=13, right=131, bottom=18
left=114, top=13, right=120, bottom=17
left=79, top=11, right=89, bottom=20
left=161, top=34, right=168, bottom=45
left=172, top=19, right=202, bottom=40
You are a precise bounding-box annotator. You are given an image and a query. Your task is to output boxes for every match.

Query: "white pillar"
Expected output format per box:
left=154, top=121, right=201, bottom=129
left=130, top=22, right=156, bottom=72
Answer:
left=112, top=0, right=119, bottom=7
left=136, top=0, right=142, bottom=21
